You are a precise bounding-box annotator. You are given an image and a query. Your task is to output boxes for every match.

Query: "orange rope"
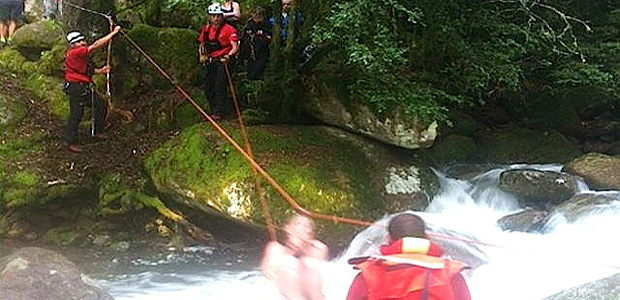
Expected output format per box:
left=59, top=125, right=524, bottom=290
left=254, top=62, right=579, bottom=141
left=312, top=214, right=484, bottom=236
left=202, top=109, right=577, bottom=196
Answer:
left=223, top=62, right=277, bottom=241
left=119, top=30, right=375, bottom=229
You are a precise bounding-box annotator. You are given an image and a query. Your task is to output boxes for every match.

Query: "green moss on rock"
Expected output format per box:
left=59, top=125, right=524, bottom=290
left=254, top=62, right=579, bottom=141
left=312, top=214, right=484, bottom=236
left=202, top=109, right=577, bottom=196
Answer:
left=37, top=42, right=66, bottom=76
left=26, top=73, right=68, bottom=119
left=13, top=20, right=64, bottom=51
left=0, top=93, right=27, bottom=131
left=145, top=124, right=390, bottom=239
left=122, top=24, right=201, bottom=93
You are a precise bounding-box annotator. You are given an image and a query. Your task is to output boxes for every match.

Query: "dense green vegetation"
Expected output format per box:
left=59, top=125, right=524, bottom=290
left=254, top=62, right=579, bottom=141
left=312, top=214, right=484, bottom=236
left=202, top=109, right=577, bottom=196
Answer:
left=121, top=0, right=619, bottom=126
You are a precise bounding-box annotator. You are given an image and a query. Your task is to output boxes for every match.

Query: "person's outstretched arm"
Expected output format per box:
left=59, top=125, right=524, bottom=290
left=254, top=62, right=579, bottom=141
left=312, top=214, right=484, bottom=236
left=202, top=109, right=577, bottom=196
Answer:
left=88, top=25, right=121, bottom=53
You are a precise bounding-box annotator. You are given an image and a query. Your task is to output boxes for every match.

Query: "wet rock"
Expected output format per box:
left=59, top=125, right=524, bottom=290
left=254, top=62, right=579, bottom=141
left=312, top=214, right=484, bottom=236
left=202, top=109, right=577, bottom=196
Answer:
left=563, top=153, right=620, bottom=190
left=496, top=208, right=548, bottom=232
left=0, top=247, right=114, bottom=300
left=110, top=241, right=131, bottom=252
left=542, top=192, right=620, bottom=225
left=498, top=169, right=580, bottom=206
left=543, top=272, right=620, bottom=300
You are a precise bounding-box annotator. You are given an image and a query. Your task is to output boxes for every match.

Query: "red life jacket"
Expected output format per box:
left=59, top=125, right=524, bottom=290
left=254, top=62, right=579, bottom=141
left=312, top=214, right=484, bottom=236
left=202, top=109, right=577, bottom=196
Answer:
left=355, top=238, right=467, bottom=300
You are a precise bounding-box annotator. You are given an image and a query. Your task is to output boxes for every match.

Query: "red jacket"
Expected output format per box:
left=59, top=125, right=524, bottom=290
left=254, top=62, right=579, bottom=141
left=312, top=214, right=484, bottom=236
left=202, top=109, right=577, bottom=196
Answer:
left=64, top=46, right=92, bottom=83
left=197, top=23, right=238, bottom=58
left=346, top=238, right=471, bottom=300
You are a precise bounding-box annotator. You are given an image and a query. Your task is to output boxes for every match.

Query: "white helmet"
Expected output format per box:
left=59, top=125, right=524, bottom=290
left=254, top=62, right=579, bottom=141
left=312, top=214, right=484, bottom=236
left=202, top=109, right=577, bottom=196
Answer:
left=208, top=3, right=223, bottom=15
left=66, top=31, right=85, bottom=44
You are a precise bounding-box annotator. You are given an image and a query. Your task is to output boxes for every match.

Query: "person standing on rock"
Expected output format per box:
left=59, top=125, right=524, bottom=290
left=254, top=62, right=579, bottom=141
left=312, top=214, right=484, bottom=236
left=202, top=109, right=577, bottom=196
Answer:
left=0, top=0, right=24, bottom=44
left=197, top=3, right=239, bottom=121
left=63, top=26, right=121, bottom=153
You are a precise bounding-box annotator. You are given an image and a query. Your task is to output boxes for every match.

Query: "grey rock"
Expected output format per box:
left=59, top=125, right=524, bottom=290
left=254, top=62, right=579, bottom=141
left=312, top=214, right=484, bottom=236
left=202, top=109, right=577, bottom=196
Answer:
left=543, top=272, right=620, bottom=300
left=499, top=169, right=580, bottom=205
left=0, top=247, right=113, bottom=300
left=497, top=208, right=548, bottom=232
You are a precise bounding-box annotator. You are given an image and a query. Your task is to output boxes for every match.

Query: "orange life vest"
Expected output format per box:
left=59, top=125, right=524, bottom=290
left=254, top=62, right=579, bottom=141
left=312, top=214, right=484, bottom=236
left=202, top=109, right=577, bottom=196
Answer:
left=355, top=244, right=467, bottom=300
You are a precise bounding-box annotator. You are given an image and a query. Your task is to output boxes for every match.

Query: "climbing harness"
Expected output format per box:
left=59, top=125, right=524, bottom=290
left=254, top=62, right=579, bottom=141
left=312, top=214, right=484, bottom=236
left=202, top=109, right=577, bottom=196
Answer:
left=63, top=6, right=620, bottom=274
left=67, top=2, right=134, bottom=124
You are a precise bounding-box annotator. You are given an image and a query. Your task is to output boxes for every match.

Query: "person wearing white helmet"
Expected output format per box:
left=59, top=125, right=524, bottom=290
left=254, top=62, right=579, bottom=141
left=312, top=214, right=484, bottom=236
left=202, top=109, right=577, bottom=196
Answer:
left=63, top=25, right=121, bottom=153
left=197, top=2, right=240, bottom=121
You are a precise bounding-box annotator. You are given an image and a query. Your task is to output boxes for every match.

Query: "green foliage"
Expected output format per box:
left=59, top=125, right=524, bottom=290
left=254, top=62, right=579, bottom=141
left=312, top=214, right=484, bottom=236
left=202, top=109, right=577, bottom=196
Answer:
left=25, top=73, right=68, bottom=119
left=122, top=24, right=202, bottom=94
left=0, top=48, right=37, bottom=74
left=37, top=42, right=67, bottom=76
left=11, top=171, right=40, bottom=187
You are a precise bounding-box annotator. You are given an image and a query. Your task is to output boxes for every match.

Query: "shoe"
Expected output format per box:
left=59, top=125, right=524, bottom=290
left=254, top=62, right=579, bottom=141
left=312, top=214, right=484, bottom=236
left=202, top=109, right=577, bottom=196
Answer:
left=67, top=144, right=82, bottom=153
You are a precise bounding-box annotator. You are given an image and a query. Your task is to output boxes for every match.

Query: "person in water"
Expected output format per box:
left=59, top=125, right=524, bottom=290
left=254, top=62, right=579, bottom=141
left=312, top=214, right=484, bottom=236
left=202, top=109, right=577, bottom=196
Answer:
left=261, top=214, right=329, bottom=300
left=346, top=213, right=472, bottom=300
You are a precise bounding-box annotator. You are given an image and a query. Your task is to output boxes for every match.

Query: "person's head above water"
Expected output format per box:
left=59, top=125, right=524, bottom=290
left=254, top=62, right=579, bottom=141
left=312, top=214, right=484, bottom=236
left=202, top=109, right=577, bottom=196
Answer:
left=387, top=213, right=426, bottom=242
left=283, top=214, right=315, bottom=254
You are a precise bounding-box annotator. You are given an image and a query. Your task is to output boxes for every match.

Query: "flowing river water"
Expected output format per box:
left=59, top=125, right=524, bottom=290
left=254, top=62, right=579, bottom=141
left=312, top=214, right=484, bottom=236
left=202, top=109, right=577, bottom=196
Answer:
left=88, top=164, right=620, bottom=300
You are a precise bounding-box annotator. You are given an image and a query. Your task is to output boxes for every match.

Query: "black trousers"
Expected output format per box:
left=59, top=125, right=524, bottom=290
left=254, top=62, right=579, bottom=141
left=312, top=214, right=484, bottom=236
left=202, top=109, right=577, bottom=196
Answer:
left=204, top=60, right=234, bottom=116
left=64, top=82, right=105, bottom=144
left=247, top=55, right=268, bottom=80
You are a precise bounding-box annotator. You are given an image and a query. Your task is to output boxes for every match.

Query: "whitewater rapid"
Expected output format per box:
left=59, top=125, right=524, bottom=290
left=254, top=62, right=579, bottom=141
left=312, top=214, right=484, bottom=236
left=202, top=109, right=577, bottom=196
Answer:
left=100, top=164, right=620, bottom=300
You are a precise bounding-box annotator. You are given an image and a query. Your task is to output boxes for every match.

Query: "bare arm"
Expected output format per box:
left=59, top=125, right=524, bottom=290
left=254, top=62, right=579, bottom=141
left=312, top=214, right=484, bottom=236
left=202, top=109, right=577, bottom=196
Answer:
left=222, top=41, right=240, bottom=61
left=229, top=40, right=240, bottom=56
left=223, top=2, right=241, bottom=21
left=88, top=26, right=121, bottom=53
left=94, top=66, right=110, bottom=75
left=261, top=241, right=282, bottom=280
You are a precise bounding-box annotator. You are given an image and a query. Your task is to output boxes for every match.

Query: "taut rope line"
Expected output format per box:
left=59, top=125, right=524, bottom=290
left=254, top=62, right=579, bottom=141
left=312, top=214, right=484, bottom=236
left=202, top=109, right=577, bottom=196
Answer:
left=117, top=29, right=375, bottom=228
left=63, top=5, right=620, bottom=271
left=224, top=61, right=277, bottom=241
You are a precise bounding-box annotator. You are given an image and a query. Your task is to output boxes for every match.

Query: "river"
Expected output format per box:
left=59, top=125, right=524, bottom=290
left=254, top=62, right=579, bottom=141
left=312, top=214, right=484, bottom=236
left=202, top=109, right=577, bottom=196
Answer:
left=90, top=164, right=620, bottom=300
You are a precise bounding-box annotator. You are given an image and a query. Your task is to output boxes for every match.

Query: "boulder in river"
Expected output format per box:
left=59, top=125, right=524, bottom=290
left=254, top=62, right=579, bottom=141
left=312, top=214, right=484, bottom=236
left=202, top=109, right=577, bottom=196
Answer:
left=0, top=247, right=113, bottom=300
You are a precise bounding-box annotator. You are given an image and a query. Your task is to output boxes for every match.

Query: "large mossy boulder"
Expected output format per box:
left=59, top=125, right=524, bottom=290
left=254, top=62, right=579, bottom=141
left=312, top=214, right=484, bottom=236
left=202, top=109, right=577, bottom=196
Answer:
left=0, top=42, right=68, bottom=119
left=120, top=24, right=202, bottom=96
left=144, top=124, right=438, bottom=242
left=0, top=247, right=113, bottom=300
left=304, top=81, right=438, bottom=149
left=563, top=153, right=620, bottom=190
left=13, top=20, right=64, bottom=60
left=0, top=93, right=27, bottom=131
left=475, top=128, right=582, bottom=163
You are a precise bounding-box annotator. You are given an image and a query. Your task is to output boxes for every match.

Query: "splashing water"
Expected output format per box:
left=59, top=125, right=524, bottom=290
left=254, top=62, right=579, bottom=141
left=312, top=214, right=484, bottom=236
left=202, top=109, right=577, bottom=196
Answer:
left=100, top=164, right=620, bottom=300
